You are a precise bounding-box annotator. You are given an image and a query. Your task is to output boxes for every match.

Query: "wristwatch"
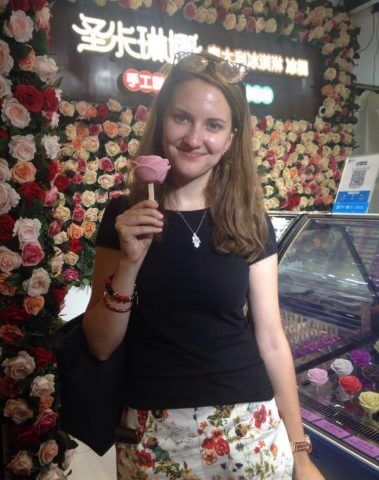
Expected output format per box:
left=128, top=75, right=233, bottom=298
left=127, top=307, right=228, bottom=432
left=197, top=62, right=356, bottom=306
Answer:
left=290, top=434, right=312, bottom=453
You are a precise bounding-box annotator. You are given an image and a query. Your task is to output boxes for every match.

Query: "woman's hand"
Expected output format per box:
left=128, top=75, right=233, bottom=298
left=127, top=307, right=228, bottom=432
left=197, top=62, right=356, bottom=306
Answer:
left=293, top=452, right=326, bottom=480
left=115, top=199, right=164, bottom=264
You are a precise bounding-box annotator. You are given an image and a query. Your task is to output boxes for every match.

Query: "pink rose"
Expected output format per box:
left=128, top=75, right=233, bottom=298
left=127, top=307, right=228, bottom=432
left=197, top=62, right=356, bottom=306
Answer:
left=22, top=267, right=51, bottom=296
left=63, top=267, right=79, bottom=282
left=0, top=39, right=14, bottom=75
left=133, top=155, right=171, bottom=184
left=34, top=6, right=50, bottom=31
left=73, top=191, right=82, bottom=204
left=134, top=104, right=149, bottom=121
left=21, top=242, right=45, bottom=266
left=38, top=439, right=58, bottom=466
left=13, top=218, right=41, bottom=243
left=307, top=368, right=329, bottom=387
left=34, top=408, right=57, bottom=433
left=0, top=182, right=20, bottom=215
left=44, top=186, right=58, bottom=207
left=2, top=351, right=36, bottom=380
left=7, top=451, right=33, bottom=476
left=0, top=158, right=11, bottom=182
left=183, top=1, right=197, bottom=20
left=9, top=134, right=36, bottom=161
left=34, top=55, right=58, bottom=83
left=0, top=246, right=22, bottom=272
left=4, top=398, right=34, bottom=424
left=2, top=96, right=31, bottom=128
left=3, top=10, right=34, bottom=43
left=72, top=205, right=85, bottom=222
left=100, top=156, right=114, bottom=172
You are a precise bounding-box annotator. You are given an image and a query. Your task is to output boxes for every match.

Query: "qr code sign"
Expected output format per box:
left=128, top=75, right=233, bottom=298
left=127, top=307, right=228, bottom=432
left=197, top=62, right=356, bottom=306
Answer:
left=349, top=169, right=366, bottom=189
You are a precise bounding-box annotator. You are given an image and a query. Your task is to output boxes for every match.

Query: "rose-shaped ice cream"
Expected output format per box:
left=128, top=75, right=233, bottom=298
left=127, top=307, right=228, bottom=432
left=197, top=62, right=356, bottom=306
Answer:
left=338, top=375, right=362, bottom=395
left=133, top=155, right=171, bottom=201
left=331, top=358, right=353, bottom=377
left=358, top=391, right=379, bottom=415
left=350, top=349, right=371, bottom=367
left=307, top=368, right=329, bottom=387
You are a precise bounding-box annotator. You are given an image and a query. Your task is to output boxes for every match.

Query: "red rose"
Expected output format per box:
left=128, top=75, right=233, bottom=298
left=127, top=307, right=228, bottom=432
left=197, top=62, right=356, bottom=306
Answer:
left=42, top=87, right=59, bottom=112
left=88, top=123, right=102, bottom=136
left=52, top=285, right=68, bottom=304
left=18, top=182, right=46, bottom=203
left=134, top=105, right=148, bottom=122
left=48, top=161, right=59, bottom=181
left=68, top=238, right=83, bottom=254
left=96, top=103, right=109, bottom=122
left=0, top=129, right=8, bottom=138
left=54, top=174, right=70, bottom=192
left=156, top=0, right=168, bottom=11
left=29, top=347, right=54, bottom=367
left=0, top=324, right=24, bottom=345
left=183, top=2, right=196, bottom=20
left=214, top=438, right=230, bottom=456
left=31, top=0, right=46, bottom=11
left=0, top=305, right=30, bottom=325
left=11, top=425, right=40, bottom=449
left=246, top=16, right=256, bottom=32
left=0, top=377, right=22, bottom=398
left=14, top=84, right=43, bottom=113
left=0, top=214, right=16, bottom=242
left=217, top=6, right=227, bottom=22
left=34, top=408, right=57, bottom=433
left=201, top=437, right=215, bottom=450
left=10, top=0, right=30, bottom=11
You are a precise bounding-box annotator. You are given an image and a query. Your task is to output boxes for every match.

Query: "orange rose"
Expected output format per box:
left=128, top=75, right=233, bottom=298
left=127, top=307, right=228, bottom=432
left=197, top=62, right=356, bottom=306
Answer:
left=85, top=106, right=97, bottom=119
left=11, top=161, right=36, bottom=183
left=67, top=223, right=84, bottom=239
left=18, top=48, right=36, bottom=71
left=82, top=221, right=96, bottom=239
left=23, top=295, right=45, bottom=315
left=39, top=395, right=54, bottom=413
left=103, top=120, right=119, bottom=138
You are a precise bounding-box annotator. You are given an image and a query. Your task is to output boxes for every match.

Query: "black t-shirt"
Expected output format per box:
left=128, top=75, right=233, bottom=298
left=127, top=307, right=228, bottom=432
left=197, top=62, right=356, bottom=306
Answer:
left=96, top=196, right=277, bottom=409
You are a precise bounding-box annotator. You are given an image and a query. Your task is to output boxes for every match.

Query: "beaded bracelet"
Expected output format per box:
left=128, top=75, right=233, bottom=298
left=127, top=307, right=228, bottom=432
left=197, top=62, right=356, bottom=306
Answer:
left=105, top=274, right=136, bottom=303
left=103, top=293, right=133, bottom=313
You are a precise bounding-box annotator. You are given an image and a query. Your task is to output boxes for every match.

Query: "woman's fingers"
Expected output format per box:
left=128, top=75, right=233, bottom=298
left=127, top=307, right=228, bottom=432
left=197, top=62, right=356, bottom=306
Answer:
left=117, top=224, right=163, bottom=239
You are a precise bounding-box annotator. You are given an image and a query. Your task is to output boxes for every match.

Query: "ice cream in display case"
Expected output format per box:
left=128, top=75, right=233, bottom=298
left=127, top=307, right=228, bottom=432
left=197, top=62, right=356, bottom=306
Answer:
left=277, top=214, right=379, bottom=479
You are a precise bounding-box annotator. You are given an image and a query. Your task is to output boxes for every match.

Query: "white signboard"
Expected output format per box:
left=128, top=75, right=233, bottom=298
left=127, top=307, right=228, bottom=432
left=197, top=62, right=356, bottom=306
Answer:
left=333, top=154, right=379, bottom=214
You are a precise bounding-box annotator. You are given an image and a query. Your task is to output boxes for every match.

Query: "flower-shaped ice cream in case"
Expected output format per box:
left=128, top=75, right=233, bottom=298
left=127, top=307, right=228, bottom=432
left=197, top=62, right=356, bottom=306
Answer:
left=307, top=368, right=329, bottom=388
left=358, top=391, right=379, bottom=415
left=133, top=155, right=171, bottom=201
left=350, top=349, right=371, bottom=368
left=331, top=358, right=353, bottom=377
left=338, top=375, right=362, bottom=396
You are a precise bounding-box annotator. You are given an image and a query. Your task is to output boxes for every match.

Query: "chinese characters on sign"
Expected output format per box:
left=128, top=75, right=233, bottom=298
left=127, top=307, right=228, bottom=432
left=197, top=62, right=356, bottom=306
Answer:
left=123, top=69, right=166, bottom=94
left=72, top=13, right=309, bottom=78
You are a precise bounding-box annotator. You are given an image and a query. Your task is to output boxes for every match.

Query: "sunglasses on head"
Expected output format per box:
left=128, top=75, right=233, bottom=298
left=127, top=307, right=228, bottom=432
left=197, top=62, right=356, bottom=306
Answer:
left=173, top=51, right=249, bottom=84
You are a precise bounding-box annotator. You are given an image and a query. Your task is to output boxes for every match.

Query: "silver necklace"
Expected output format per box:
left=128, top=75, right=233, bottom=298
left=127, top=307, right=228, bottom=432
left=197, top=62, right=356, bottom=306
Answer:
left=175, top=209, right=207, bottom=248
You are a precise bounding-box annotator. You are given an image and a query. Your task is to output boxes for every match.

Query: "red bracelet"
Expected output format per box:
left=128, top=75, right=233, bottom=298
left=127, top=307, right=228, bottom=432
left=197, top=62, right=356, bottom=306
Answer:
left=103, top=293, right=133, bottom=313
left=105, top=274, right=136, bottom=303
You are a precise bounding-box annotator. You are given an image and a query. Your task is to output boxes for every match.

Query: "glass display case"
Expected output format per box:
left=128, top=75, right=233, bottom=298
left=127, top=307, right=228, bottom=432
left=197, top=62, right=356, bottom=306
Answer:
left=268, top=211, right=304, bottom=243
left=278, top=214, right=379, bottom=479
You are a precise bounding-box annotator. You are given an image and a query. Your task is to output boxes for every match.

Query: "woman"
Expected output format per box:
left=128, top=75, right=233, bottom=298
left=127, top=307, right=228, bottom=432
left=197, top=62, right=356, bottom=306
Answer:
left=83, top=52, right=325, bottom=479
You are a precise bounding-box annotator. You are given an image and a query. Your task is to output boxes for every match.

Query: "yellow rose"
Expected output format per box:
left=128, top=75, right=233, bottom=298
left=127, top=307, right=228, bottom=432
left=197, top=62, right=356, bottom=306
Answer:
left=358, top=392, right=379, bottom=414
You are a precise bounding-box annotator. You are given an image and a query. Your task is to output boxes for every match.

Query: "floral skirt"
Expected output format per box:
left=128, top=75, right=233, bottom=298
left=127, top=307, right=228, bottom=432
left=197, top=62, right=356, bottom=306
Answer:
left=116, top=398, right=293, bottom=479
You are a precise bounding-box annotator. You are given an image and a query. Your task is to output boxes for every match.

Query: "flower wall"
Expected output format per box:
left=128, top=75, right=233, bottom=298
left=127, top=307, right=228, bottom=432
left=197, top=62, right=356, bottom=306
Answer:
left=0, top=0, right=360, bottom=478
left=0, top=1, right=76, bottom=479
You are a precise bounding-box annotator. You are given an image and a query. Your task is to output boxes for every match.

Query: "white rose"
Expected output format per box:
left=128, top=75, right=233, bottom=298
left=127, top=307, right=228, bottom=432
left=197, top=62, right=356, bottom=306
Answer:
left=0, top=158, right=10, bottom=182
left=132, top=121, right=145, bottom=137
left=206, top=7, right=218, bottom=23
left=3, top=10, right=33, bottom=43
left=30, top=374, right=55, bottom=398
left=22, top=268, right=51, bottom=296
left=114, top=156, right=129, bottom=171
left=84, top=136, right=100, bottom=153
left=53, top=205, right=71, bottom=223
left=53, top=232, right=68, bottom=245
left=105, top=141, right=120, bottom=157
left=107, top=98, right=122, bottom=112
left=120, top=108, right=133, bottom=124
left=64, top=251, right=79, bottom=266
left=34, top=55, right=58, bottom=83
left=42, top=135, right=60, bottom=160
left=2, top=351, right=35, bottom=380
left=13, top=217, right=41, bottom=243
left=81, top=190, right=96, bottom=207
left=0, top=74, right=11, bottom=98
left=0, top=39, right=14, bottom=75
left=38, top=440, right=59, bottom=466
left=59, top=100, right=75, bottom=117
left=7, top=451, right=33, bottom=476
left=84, top=207, right=99, bottom=222
left=49, top=251, right=64, bottom=275
left=83, top=170, right=97, bottom=185
left=0, top=182, right=20, bottom=215
left=9, top=134, right=36, bottom=162
left=118, top=123, right=132, bottom=137
left=98, top=174, right=115, bottom=190
left=96, top=190, right=108, bottom=203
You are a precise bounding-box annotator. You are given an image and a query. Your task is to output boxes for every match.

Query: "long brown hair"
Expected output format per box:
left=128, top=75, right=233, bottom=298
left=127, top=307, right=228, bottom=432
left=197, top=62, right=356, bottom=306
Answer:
left=131, top=53, right=267, bottom=262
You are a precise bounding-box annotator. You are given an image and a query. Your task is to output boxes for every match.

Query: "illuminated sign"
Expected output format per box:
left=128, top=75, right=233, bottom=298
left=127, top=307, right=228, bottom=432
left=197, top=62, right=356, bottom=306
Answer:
left=245, top=84, right=274, bottom=105
left=123, top=69, right=165, bottom=94
left=72, top=13, right=309, bottom=78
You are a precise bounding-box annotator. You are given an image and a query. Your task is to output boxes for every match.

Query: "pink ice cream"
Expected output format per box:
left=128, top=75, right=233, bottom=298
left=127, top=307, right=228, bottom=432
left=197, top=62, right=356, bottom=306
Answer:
left=133, top=155, right=170, bottom=184
left=307, top=368, right=329, bottom=388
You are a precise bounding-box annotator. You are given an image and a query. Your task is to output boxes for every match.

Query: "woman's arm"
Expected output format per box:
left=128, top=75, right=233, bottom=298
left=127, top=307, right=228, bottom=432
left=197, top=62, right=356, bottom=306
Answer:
left=249, top=253, right=325, bottom=480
